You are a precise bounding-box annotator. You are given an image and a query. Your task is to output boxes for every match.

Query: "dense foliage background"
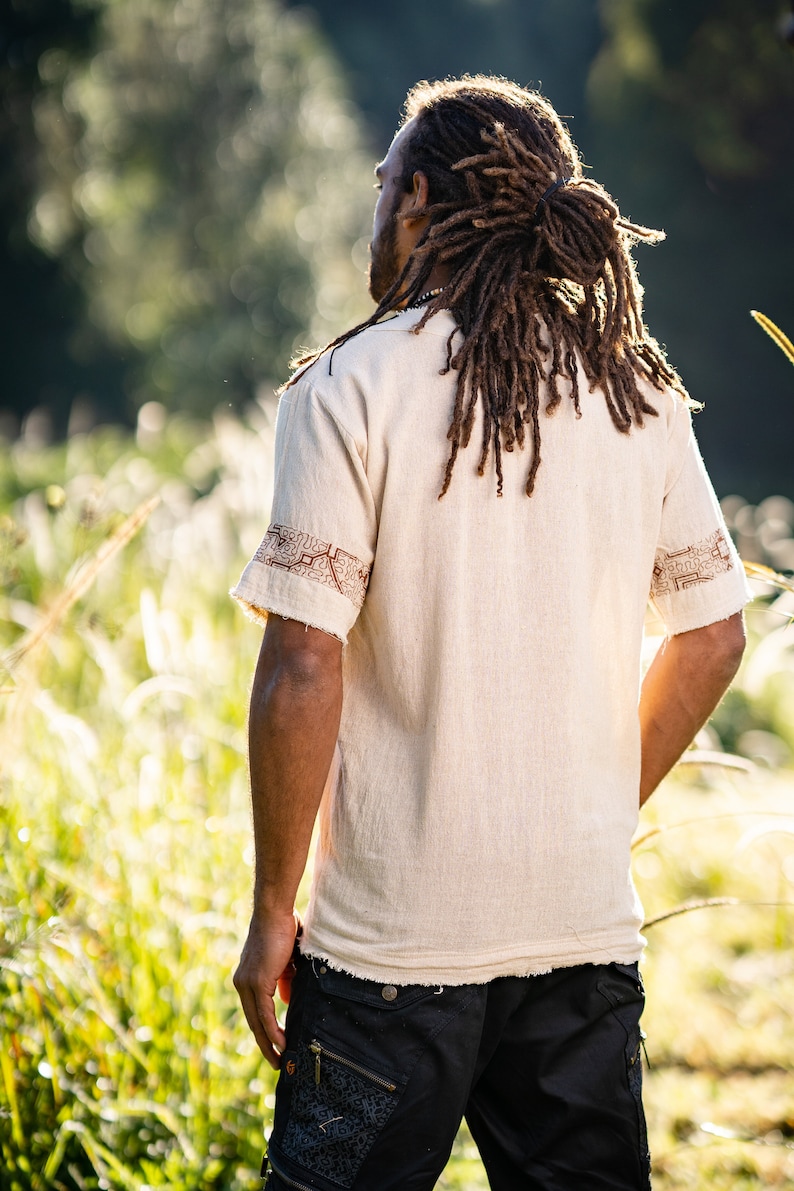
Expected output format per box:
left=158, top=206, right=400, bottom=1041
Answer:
left=1, top=406, right=794, bottom=1189
left=2, top=3, right=794, bottom=1188
left=1, top=0, right=794, bottom=495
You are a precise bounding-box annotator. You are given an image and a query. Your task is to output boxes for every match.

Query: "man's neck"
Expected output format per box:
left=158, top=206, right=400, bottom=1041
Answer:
left=396, top=264, right=451, bottom=310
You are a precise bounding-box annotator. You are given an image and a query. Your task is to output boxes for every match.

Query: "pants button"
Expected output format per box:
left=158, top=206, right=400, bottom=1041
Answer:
left=381, top=985, right=398, bottom=1002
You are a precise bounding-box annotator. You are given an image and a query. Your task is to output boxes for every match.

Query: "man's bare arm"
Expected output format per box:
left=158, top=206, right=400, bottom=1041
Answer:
left=233, top=616, right=343, bottom=1068
left=639, top=611, right=746, bottom=806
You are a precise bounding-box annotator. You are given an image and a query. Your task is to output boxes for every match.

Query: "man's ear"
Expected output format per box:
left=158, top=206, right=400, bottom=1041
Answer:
left=402, top=171, right=430, bottom=227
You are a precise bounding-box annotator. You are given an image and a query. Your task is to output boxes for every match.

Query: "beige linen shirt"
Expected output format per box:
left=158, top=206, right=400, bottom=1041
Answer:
left=232, top=308, right=750, bottom=985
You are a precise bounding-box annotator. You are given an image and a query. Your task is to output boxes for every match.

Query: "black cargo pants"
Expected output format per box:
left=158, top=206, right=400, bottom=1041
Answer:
left=262, top=955, right=651, bottom=1191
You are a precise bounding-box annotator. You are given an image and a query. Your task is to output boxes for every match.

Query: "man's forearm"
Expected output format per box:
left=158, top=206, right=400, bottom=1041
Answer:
left=638, top=612, right=745, bottom=806
left=248, top=617, right=343, bottom=914
left=234, top=616, right=343, bottom=1065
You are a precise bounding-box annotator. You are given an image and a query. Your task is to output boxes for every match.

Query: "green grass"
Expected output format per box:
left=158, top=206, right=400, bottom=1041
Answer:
left=1, top=407, right=793, bottom=1188
left=1, top=410, right=277, bottom=1188
left=638, top=770, right=794, bottom=1189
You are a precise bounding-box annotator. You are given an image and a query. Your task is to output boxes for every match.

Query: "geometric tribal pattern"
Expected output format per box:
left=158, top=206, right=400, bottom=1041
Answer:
left=651, top=528, right=733, bottom=598
left=280, top=1043, right=398, bottom=1187
left=254, top=523, right=371, bottom=608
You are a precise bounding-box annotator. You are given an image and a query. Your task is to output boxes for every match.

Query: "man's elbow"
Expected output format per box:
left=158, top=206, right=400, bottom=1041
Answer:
left=687, top=611, right=746, bottom=681
left=709, top=610, right=746, bottom=663
left=253, top=619, right=343, bottom=710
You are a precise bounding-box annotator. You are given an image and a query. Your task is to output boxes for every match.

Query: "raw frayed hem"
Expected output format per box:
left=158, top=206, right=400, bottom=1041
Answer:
left=298, top=948, right=642, bottom=988
left=229, top=593, right=345, bottom=643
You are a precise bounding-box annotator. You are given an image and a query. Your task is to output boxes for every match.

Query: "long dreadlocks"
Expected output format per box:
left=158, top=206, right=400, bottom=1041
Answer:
left=289, top=75, right=689, bottom=497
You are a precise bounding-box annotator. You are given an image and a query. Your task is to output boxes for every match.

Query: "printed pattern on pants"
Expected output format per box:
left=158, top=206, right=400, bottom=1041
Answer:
left=280, top=1041, right=399, bottom=1188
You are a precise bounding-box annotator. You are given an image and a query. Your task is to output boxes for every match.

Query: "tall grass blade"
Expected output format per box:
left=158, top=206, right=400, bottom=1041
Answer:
left=751, top=310, right=794, bottom=367
left=698, top=1120, right=794, bottom=1149
left=743, top=559, right=794, bottom=596
left=114, top=1099, right=200, bottom=1162
left=633, top=810, right=794, bottom=851
left=644, top=898, right=741, bottom=928
left=674, top=749, right=754, bottom=772
left=644, top=898, right=794, bottom=930
left=72, top=1122, right=140, bottom=1191
left=42, top=1120, right=76, bottom=1180
left=0, top=1046, right=24, bottom=1147
left=4, top=494, right=160, bottom=672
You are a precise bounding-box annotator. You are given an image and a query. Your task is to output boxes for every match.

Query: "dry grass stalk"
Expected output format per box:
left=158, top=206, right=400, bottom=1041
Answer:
left=3, top=494, right=160, bottom=675
left=743, top=559, right=794, bottom=596
left=644, top=898, right=794, bottom=930
left=751, top=310, right=794, bottom=368
left=633, top=809, right=794, bottom=852
left=643, top=897, right=741, bottom=929
left=674, top=749, right=755, bottom=772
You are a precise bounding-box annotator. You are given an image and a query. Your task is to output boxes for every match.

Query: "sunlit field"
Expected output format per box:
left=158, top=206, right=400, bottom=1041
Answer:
left=2, top=404, right=793, bottom=1189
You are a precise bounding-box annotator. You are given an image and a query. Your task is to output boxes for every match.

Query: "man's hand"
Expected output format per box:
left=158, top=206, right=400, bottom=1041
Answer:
left=234, top=909, right=302, bottom=1068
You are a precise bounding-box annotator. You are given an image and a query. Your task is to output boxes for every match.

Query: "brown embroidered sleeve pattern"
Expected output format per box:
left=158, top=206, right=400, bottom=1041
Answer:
left=651, top=528, right=733, bottom=598
left=254, top=523, right=371, bottom=608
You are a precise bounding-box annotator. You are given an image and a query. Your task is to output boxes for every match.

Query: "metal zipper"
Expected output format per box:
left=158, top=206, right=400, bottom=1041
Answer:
left=309, top=1039, right=397, bottom=1092
left=265, top=1154, right=315, bottom=1191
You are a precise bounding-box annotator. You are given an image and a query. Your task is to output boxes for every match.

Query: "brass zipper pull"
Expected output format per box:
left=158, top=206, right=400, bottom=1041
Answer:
left=310, top=1040, right=321, bottom=1086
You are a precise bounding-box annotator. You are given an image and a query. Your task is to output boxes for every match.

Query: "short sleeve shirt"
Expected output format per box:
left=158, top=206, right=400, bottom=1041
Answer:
left=232, top=309, right=750, bottom=985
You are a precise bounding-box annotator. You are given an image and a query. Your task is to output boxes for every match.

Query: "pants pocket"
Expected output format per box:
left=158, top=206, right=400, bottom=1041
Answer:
left=277, top=1036, right=401, bottom=1188
left=268, top=960, right=476, bottom=1190
left=597, top=963, right=651, bottom=1187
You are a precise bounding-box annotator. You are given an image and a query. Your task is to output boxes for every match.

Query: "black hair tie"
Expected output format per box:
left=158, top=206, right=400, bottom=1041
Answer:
left=532, top=176, right=573, bottom=226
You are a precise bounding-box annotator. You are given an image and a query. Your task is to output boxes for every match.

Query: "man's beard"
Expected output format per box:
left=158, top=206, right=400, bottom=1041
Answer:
left=368, top=213, right=402, bottom=305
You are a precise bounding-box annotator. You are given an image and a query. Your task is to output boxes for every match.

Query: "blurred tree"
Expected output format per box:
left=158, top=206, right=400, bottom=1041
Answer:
left=4, top=0, right=794, bottom=497
left=591, top=0, right=794, bottom=180
left=28, top=0, right=374, bottom=418
left=587, top=0, right=794, bottom=498
left=281, top=0, right=601, bottom=149
left=0, top=0, right=125, bottom=435
left=289, top=0, right=794, bottom=500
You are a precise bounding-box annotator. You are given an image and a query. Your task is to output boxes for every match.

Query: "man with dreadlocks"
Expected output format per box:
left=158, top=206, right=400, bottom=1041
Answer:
left=232, top=77, right=748, bottom=1190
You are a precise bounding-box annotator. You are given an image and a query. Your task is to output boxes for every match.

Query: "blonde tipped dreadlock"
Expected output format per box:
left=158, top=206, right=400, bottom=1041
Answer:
left=288, top=75, right=689, bottom=497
